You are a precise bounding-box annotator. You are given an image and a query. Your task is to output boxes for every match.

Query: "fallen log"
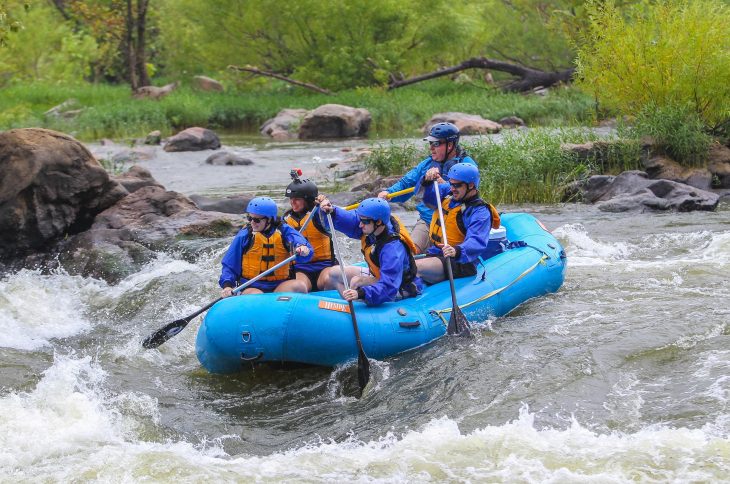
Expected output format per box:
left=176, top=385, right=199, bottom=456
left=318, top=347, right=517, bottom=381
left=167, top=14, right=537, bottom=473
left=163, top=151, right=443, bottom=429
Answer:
left=388, top=57, right=575, bottom=92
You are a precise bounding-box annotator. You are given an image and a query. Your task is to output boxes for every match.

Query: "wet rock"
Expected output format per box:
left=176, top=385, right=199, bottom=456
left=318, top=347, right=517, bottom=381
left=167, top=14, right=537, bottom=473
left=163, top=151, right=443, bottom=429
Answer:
left=298, top=104, right=371, bottom=140
left=164, top=127, right=221, bottom=152
left=205, top=151, right=253, bottom=166
left=111, top=148, right=155, bottom=164
left=424, top=112, right=501, bottom=135
left=189, top=194, right=251, bottom=214
left=574, top=171, right=718, bottom=212
left=112, top=165, right=164, bottom=194
left=133, top=81, right=179, bottom=100
left=193, top=75, right=224, bottom=92
left=497, top=116, right=525, bottom=128
left=260, top=109, right=308, bottom=140
left=60, top=186, right=245, bottom=282
left=144, top=130, right=161, bottom=145
left=0, top=128, right=127, bottom=261
left=707, top=143, right=730, bottom=188
left=44, top=99, right=82, bottom=119
left=642, top=154, right=712, bottom=190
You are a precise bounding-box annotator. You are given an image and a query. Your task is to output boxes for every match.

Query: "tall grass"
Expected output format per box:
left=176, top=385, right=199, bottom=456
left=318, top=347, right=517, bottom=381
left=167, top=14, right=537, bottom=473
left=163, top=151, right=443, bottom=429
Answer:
left=364, top=128, right=642, bottom=204
left=0, top=80, right=596, bottom=140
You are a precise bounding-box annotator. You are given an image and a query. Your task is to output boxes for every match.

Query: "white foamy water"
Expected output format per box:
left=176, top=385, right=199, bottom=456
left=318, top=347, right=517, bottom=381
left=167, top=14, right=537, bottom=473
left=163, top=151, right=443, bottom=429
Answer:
left=0, top=269, right=101, bottom=350
left=2, top=356, right=728, bottom=481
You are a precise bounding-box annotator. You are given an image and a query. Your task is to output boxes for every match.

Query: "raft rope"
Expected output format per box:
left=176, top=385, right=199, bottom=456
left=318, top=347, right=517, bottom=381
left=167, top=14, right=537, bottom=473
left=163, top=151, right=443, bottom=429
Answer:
left=430, top=249, right=550, bottom=326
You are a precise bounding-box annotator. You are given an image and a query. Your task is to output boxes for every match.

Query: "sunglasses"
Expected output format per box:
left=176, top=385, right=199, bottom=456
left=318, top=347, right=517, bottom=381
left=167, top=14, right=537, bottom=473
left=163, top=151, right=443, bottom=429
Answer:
left=450, top=181, right=466, bottom=189
left=247, top=215, right=267, bottom=223
left=428, top=140, right=443, bottom=148
left=359, top=217, right=375, bottom=225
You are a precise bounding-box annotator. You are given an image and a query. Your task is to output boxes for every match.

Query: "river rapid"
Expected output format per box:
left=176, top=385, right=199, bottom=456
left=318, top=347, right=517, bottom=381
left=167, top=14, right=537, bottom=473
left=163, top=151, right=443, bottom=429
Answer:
left=1, top=137, right=729, bottom=482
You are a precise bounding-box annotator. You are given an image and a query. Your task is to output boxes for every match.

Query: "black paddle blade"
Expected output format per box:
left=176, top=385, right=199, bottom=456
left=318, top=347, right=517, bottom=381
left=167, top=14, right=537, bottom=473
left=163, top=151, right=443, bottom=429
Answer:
left=142, top=318, right=190, bottom=349
left=357, top=351, right=370, bottom=392
left=447, top=306, right=472, bottom=337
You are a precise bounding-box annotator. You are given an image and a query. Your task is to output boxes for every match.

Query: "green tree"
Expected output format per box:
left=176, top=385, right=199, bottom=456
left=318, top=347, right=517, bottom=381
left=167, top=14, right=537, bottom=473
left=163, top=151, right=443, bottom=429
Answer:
left=575, top=0, right=730, bottom=131
left=0, top=1, right=98, bottom=84
left=158, top=0, right=484, bottom=90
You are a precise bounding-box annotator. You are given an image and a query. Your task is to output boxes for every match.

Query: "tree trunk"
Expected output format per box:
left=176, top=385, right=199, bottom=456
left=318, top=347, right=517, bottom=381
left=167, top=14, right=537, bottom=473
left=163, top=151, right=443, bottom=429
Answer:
left=134, top=0, right=150, bottom=87
left=388, top=57, right=575, bottom=93
left=125, top=0, right=138, bottom=91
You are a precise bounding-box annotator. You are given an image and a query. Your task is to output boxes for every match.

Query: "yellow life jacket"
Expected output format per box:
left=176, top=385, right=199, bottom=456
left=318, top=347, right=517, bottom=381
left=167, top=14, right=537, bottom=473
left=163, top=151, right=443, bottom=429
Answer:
left=283, top=211, right=333, bottom=264
left=241, top=226, right=292, bottom=281
left=360, top=216, right=418, bottom=293
left=429, top=196, right=500, bottom=247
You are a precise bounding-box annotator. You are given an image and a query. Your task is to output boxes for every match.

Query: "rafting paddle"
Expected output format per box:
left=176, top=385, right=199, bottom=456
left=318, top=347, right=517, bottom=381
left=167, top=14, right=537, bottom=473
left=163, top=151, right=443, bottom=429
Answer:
left=142, top=204, right=324, bottom=349
left=343, top=186, right=415, bottom=211
left=433, top=182, right=472, bottom=337
left=142, top=253, right=298, bottom=349
left=325, top=211, right=370, bottom=394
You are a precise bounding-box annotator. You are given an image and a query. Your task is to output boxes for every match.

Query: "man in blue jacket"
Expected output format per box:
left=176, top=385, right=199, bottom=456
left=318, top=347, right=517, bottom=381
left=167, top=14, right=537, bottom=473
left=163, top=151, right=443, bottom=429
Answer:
left=377, top=122, right=478, bottom=252
left=416, top=163, right=499, bottom=284
left=317, top=195, right=421, bottom=306
left=219, top=196, right=313, bottom=296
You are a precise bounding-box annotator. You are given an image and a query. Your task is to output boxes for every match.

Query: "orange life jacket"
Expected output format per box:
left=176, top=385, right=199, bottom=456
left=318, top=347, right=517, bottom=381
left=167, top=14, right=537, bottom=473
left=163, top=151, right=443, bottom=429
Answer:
left=283, top=210, right=334, bottom=264
left=241, top=225, right=292, bottom=281
left=429, top=196, right=500, bottom=246
left=360, top=216, right=418, bottom=293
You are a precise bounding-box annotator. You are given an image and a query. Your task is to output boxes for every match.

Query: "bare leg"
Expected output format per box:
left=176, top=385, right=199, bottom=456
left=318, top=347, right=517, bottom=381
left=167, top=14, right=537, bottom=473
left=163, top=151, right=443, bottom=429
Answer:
left=242, top=287, right=264, bottom=295
left=416, top=257, right=446, bottom=284
left=323, top=265, right=364, bottom=291
left=275, top=279, right=308, bottom=293
left=315, top=268, right=330, bottom=291
left=350, top=274, right=378, bottom=290
left=410, top=218, right=432, bottom=254
left=293, top=271, right=313, bottom=292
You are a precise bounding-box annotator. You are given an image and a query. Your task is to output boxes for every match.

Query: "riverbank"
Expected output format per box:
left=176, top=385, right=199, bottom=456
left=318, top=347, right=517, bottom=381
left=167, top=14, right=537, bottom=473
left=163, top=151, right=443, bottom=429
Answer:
left=0, top=81, right=595, bottom=140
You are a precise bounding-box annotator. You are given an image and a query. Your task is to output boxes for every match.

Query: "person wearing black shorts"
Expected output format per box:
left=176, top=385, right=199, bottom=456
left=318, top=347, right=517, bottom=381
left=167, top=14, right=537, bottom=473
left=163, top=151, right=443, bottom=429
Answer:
left=415, top=163, right=500, bottom=284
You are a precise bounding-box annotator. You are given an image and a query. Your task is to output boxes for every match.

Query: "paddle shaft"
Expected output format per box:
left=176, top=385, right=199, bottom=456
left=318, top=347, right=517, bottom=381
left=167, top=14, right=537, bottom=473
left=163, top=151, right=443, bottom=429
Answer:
left=343, top=186, right=415, bottom=211
left=141, top=208, right=318, bottom=349
left=326, top=211, right=369, bottom=392
left=434, top=185, right=460, bottom=306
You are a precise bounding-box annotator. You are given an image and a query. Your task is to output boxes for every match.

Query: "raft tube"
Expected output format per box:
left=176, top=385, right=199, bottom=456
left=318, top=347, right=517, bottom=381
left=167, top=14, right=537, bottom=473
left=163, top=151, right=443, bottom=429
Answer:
left=196, top=213, right=567, bottom=373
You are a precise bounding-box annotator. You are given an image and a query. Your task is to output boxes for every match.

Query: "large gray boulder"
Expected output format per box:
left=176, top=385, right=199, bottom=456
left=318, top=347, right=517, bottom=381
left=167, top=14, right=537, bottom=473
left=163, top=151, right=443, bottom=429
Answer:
left=575, top=171, right=719, bottom=212
left=260, top=109, right=308, bottom=140
left=298, top=104, right=371, bottom=139
left=164, top=127, right=221, bottom=152
left=642, top=154, right=713, bottom=190
left=60, top=186, right=245, bottom=282
left=0, top=128, right=127, bottom=260
left=205, top=151, right=253, bottom=166
left=111, top=165, right=164, bottom=194
left=424, top=112, right=501, bottom=135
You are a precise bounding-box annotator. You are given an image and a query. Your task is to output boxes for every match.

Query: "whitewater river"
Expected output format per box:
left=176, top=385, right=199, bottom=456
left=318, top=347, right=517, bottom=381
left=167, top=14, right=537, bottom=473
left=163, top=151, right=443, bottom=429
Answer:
left=1, top=136, right=729, bottom=481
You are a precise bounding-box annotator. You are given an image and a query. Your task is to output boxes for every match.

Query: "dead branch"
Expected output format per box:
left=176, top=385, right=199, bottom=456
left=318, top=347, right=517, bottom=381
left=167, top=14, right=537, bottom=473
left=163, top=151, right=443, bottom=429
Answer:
left=388, top=57, right=575, bottom=93
left=229, top=65, right=332, bottom=95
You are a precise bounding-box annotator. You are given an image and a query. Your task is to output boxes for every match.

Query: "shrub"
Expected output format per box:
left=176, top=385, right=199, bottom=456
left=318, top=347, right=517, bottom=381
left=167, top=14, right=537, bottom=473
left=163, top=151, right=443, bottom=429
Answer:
left=631, top=103, right=712, bottom=166
left=575, top=0, right=730, bottom=132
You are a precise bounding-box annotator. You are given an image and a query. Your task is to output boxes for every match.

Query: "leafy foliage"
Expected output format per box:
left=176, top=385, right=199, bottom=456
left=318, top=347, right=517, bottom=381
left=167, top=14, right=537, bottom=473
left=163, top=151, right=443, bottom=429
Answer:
left=575, top=0, right=730, bottom=130
left=629, top=103, right=712, bottom=166
left=0, top=2, right=99, bottom=85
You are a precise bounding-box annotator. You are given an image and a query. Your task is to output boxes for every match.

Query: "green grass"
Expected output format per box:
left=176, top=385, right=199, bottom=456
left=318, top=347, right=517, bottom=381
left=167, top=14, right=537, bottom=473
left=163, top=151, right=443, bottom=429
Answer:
left=364, top=128, right=642, bottom=204
left=0, top=80, right=596, bottom=140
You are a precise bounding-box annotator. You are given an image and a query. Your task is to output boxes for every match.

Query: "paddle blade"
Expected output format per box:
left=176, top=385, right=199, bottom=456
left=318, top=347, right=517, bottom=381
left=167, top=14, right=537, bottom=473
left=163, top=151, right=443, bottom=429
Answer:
left=142, top=318, right=189, bottom=349
left=357, top=351, right=370, bottom=391
left=447, top=306, right=472, bottom=337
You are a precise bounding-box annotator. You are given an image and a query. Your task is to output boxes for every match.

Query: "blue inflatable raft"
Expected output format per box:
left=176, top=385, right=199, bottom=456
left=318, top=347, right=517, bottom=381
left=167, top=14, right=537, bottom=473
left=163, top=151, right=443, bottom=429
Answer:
left=196, top=213, right=567, bottom=373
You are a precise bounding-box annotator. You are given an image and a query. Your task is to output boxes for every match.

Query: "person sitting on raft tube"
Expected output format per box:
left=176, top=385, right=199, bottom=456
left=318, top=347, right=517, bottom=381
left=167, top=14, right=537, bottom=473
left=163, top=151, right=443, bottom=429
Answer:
left=377, top=122, right=478, bottom=253
left=316, top=195, right=422, bottom=306
left=219, top=196, right=313, bottom=296
left=282, top=170, right=334, bottom=291
left=415, top=163, right=502, bottom=284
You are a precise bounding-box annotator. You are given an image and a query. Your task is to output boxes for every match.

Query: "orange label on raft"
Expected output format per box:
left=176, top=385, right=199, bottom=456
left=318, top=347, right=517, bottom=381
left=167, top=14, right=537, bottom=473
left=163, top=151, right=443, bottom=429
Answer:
left=318, top=300, right=351, bottom=313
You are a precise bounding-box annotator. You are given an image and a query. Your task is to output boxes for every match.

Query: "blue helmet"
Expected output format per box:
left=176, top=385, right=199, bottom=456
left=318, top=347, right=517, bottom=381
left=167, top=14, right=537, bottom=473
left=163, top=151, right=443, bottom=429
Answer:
left=247, top=196, right=278, bottom=218
left=448, top=163, right=480, bottom=187
left=424, top=122, right=460, bottom=143
left=357, top=197, right=390, bottom=223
